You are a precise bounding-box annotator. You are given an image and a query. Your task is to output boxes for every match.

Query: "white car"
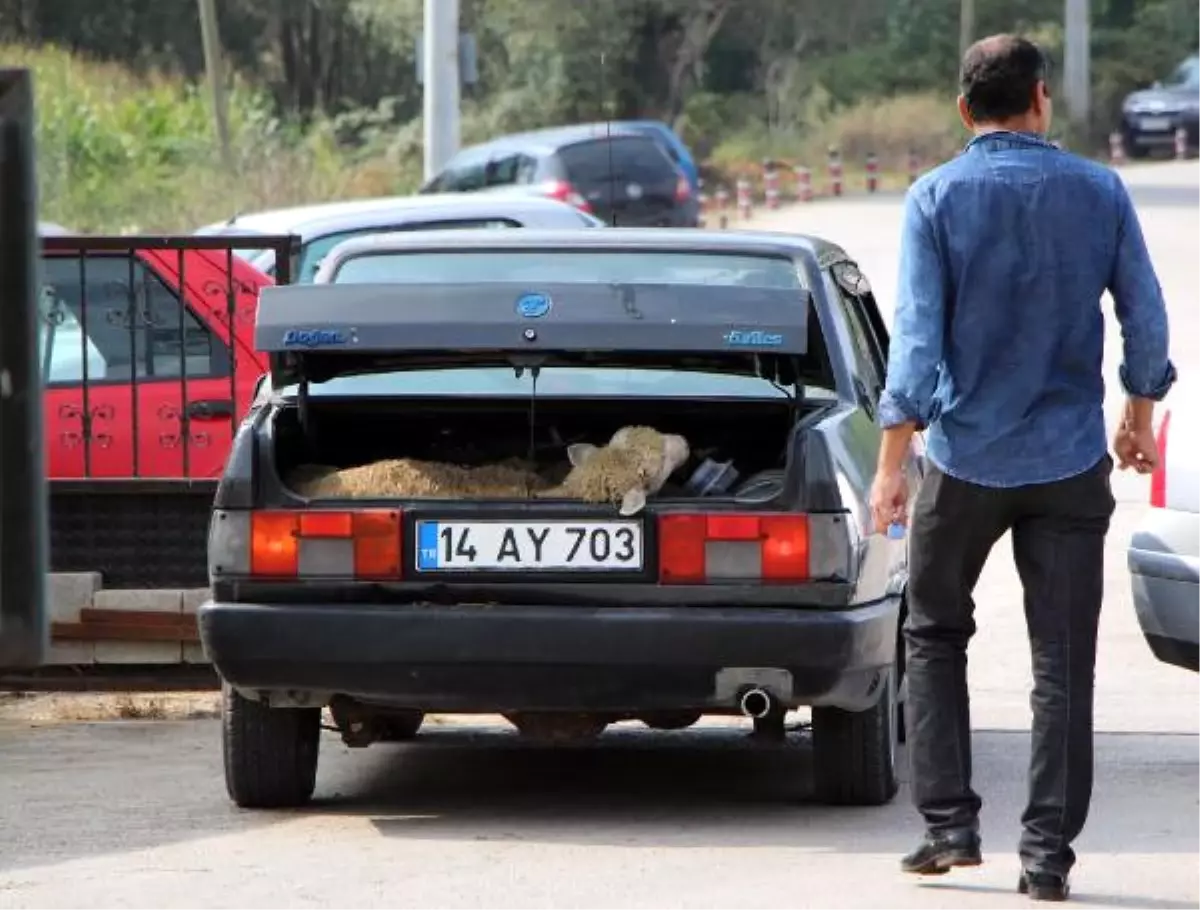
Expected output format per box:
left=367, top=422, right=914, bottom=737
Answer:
left=1128, top=382, right=1199, bottom=671
left=195, top=193, right=603, bottom=283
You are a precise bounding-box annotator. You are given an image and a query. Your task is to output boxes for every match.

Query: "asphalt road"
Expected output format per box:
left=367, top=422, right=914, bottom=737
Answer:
left=0, top=160, right=1196, bottom=910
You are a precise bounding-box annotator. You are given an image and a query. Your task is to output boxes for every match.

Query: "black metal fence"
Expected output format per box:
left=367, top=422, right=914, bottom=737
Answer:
left=42, top=234, right=299, bottom=588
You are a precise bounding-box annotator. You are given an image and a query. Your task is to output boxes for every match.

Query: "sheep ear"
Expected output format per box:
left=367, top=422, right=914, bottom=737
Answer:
left=567, top=443, right=598, bottom=467
left=619, top=488, right=647, bottom=516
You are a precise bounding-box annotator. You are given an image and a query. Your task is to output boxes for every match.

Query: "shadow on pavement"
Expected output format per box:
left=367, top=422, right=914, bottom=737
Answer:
left=0, top=715, right=1193, bottom=900
left=305, top=724, right=1197, bottom=856
left=917, top=880, right=1199, bottom=910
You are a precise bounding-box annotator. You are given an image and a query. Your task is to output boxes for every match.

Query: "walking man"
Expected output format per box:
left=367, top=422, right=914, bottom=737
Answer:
left=869, top=35, right=1176, bottom=901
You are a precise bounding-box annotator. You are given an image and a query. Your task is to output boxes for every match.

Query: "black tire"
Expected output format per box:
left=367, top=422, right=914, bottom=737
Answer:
left=222, top=685, right=321, bottom=809
left=812, top=667, right=898, bottom=806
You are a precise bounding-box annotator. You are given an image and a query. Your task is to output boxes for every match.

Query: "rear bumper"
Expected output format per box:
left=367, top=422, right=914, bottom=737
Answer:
left=1129, top=544, right=1199, bottom=672
left=198, top=597, right=900, bottom=713
left=1129, top=500, right=1198, bottom=673
left=1121, top=112, right=1200, bottom=148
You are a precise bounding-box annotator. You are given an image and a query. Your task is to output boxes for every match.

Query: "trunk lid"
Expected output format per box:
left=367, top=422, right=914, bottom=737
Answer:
left=255, top=280, right=812, bottom=388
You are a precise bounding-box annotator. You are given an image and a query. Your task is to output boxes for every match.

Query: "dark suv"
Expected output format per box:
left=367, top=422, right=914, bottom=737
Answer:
left=420, top=124, right=700, bottom=227
left=1120, top=53, right=1199, bottom=157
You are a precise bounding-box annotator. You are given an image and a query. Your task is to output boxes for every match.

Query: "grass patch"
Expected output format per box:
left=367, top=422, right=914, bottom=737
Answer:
left=0, top=691, right=220, bottom=724
left=705, top=92, right=967, bottom=192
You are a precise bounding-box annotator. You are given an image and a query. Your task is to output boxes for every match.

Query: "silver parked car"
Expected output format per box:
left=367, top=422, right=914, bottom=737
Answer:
left=195, top=192, right=603, bottom=283
left=1128, top=382, right=1198, bottom=671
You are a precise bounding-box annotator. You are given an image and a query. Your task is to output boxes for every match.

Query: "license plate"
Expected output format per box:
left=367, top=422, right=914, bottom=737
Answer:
left=415, top=520, right=643, bottom=572
left=1140, top=116, right=1171, bottom=131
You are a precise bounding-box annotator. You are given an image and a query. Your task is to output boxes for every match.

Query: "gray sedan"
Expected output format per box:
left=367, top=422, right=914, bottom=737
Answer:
left=195, top=192, right=603, bottom=283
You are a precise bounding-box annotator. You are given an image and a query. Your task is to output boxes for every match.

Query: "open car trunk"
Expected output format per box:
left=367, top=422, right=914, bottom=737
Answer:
left=272, top=394, right=813, bottom=505
left=256, top=279, right=823, bottom=510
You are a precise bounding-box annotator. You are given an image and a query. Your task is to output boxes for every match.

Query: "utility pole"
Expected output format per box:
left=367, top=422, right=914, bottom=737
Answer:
left=197, top=0, right=233, bottom=172
left=1063, top=0, right=1091, bottom=130
left=959, top=0, right=976, bottom=59
left=0, top=67, right=49, bottom=668
left=422, top=0, right=460, bottom=182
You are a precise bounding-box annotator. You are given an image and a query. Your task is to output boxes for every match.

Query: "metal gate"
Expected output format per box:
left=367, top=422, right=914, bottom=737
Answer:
left=42, top=234, right=299, bottom=588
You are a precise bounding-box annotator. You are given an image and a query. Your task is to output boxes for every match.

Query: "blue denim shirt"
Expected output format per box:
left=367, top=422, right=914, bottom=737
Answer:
left=879, top=131, right=1177, bottom=488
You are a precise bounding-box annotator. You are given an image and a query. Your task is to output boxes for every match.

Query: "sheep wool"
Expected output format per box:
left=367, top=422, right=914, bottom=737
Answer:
left=292, top=457, right=548, bottom=500
left=538, top=425, right=690, bottom=516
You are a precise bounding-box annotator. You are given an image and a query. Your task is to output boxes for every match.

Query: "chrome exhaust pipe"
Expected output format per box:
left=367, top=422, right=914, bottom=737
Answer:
left=739, top=688, right=774, bottom=719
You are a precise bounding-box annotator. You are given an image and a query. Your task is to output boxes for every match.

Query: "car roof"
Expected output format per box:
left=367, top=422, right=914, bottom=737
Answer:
left=196, top=192, right=597, bottom=239
left=313, top=227, right=852, bottom=282
left=451, top=123, right=653, bottom=159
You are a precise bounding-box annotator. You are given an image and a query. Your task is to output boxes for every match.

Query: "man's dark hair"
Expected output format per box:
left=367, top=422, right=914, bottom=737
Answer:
left=960, top=35, right=1050, bottom=123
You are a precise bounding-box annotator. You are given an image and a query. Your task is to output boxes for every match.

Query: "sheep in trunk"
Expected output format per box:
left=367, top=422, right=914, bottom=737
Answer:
left=290, top=457, right=550, bottom=500
left=537, top=426, right=690, bottom=516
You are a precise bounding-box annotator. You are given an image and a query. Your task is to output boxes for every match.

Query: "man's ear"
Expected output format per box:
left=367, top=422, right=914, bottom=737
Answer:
left=567, top=443, right=598, bottom=467
left=957, top=94, right=974, bottom=132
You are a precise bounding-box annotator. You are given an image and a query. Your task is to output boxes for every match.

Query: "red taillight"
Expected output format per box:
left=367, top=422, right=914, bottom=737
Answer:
left=250, top=509, right=402, bottom=578
left=675, top=175, right=692, bottom=202
left=542, top=179, right=593, bottom=213
left=251, top=512, right=300, bottom=577
left=658, top=513, right=810, bottom=585
left=1150, top=410, right=1170, bottom=508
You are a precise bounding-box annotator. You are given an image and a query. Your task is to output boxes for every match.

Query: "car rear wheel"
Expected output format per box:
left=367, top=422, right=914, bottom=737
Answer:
left=812, top=666, right=899, bottom=806
left=222, top=685, right=321, bottom=809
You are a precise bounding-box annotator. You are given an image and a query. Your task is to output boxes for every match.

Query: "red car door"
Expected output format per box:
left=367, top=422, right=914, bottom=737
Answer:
left=40, top=249, right=269, bottom=480
left=142, top=248, right=269, bottom=478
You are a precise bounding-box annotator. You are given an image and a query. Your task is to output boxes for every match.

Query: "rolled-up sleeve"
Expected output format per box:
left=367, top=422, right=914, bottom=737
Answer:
left=1109, top=177, right=1176, bottom=401
left=878, top=188, right=946, bottom=430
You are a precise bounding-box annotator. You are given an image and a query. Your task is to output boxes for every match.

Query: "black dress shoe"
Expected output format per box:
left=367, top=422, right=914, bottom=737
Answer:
left=1018, top=870, right=1070, bottom=901
left=899, top=832, right=983, bottom=875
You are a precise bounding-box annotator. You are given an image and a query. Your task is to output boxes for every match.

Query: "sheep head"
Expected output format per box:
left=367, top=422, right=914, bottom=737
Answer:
left=565, top=425, right=690, bottom=516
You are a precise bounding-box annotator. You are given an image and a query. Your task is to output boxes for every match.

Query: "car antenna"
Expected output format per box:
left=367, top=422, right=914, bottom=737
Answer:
left=601, top=51, right=617, bottom=227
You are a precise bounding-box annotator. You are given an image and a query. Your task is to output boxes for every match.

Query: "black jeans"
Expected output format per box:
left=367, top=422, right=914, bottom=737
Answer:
left=903, top=455, right=1116, bottom=877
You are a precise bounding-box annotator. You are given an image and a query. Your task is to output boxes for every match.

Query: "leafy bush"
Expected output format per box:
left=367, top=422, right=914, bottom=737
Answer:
left=11, top=44, right=415, bottom=232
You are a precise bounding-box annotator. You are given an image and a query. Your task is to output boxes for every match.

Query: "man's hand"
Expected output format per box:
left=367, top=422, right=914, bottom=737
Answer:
left=1114, top=396, right=1160, bottom=474
left=1113, top=423, right=1159, bottom=474
left=869, top=468, right=909, bottom=534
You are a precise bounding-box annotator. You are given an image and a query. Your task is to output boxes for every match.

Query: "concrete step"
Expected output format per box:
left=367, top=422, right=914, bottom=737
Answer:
left=47, top=573, right=210, bottom=666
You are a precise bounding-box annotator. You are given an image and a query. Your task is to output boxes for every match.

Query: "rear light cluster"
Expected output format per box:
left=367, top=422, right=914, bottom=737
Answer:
left=658, top=513, right=810, bottom=584
left=674, top=175, right=692, bottom=202
left=212, top=508, right=816, bottom=586
left=250, top=509, right=401, bottom=578
left=1150, top=409, right=1171, bottom=508
left=542, top=179, right=593, bottom=213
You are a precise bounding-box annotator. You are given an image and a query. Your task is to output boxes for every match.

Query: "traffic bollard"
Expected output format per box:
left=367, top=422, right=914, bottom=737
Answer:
left=1109, top=131, right=1126, bottom=167
left=762, top=159, right=780, bottom=210
left=736, top=177, right=753, bottom=219
left=827, top=147, right=843, bottom=197
left=794, top=164, right=812, bottom=202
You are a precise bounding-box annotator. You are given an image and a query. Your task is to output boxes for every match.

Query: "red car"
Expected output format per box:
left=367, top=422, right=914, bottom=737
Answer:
left=39, top=236, right=284, bottom=480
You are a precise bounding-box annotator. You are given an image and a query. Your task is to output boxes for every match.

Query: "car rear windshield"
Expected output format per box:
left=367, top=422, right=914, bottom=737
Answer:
left=559, top=137, right=677, bottom=187
left=287, top=250, right=820, bottom=401
left=329, top=249, right=803, bottom=288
